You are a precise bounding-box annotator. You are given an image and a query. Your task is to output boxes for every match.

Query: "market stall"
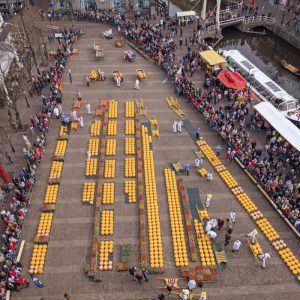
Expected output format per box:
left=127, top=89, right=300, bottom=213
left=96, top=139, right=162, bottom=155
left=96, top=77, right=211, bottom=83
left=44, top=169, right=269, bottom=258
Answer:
left=200, top=50, right=227, bottom=71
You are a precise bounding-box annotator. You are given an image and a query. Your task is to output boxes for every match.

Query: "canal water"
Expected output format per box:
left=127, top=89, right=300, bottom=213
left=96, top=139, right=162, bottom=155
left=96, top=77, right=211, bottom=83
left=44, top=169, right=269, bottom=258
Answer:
left=168, top=1, right=300, bottom=99
left=216, top=27, right=300, bottom=99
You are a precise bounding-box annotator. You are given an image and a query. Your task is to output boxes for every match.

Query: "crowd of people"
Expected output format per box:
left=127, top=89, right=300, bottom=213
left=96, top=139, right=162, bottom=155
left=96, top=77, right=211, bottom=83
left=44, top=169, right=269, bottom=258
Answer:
left=0, top=27, right=82, bottom=295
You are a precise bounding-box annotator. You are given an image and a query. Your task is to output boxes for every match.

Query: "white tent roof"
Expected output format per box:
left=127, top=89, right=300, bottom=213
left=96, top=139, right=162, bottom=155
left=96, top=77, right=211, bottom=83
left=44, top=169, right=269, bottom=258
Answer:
left=176, top=11, right=196, bottom=18
left=254, top=102, right=300, bottom=152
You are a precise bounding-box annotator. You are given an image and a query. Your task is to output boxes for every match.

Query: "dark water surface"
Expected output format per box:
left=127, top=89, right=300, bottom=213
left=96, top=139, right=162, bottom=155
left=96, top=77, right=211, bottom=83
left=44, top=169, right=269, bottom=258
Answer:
left=217, top=27, right=300, bottom=99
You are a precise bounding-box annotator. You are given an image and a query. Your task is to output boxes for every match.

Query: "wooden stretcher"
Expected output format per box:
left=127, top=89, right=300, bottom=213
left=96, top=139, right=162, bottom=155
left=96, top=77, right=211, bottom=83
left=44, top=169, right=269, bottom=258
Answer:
left=149, top=116, right=160, bottom=138
left=157, top=277, right=185, bottom=290
left=166, top=96, right=186, bottom=117
left=73, top=99, right=82, bottom=109
left=170, top=161, right=184, bottom=174
left=136, top=100, right=147, bottom=116
left=94, top=100, right=108, bottom=117
left=171, top=291, right=204, bottom=300
left=115, top=38, right=124, bottom=47
left=136, top=69, right=147, bottom=79
left=247, top=238, right=263, bottom=264
left=194, top=150, right=205, bottom=159
left=96, top=49, right=103, bottom=60
left=213, top=244, right=230, bottom=270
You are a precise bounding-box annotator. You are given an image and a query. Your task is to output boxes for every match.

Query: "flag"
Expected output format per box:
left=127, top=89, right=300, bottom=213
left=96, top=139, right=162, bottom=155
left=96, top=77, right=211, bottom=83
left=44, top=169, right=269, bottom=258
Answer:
left=29, top=274, right=44, bottom=288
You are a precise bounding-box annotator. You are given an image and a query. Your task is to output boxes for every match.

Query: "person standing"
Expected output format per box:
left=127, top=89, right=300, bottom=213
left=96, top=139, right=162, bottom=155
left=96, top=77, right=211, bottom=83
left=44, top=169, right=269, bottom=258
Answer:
left=135, top=78, right=140, bottom=90
left=187, top=279, right=196, bottom=291
left=224, top=232, right=231, bottom=246
left=177, top=119, right=183, bottom=133
left=229, top=209, right=236, bottom=223
left=78, top=115, right=84, bottom=128
left=135, top=272, right=143, bottom=284
left=53, top=106, right=60, bottom=119
left=5, top=152, right=13, bottom=164
left=215, top=144, right=222, bottom=156
left=232, top=240, right=241, bottom=253
left=217, top=218, right=224, bottom=230
left=142, top=268, right=150, bottom=281
left=166, top=283, right=173, bottom=295
left=184, top=163, right=190, bottom=176
left=195, top=158, right=200, bottom=169
left=87, top=151, right=91, bottom=160
left=86, top=102, right=92, bottom=115
left=172, top=121, right=178, bottom=133
left=68, top=69, right=72, bottom=84
left=129, top=266, right=137, bottom=280
left=86, top=76, right=90, bottom=87
left=195, top=127, right=201, bottom=140
left=205, top=194, right=213, bottom=208
left=207, top=171, right=213, bottom=181
left=116, top=76, right=121, bottom=87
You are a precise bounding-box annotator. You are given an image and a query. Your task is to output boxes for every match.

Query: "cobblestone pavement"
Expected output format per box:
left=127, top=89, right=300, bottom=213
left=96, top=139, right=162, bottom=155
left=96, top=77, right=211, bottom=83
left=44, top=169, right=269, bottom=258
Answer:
left=9, top=19, right=300, bottom=300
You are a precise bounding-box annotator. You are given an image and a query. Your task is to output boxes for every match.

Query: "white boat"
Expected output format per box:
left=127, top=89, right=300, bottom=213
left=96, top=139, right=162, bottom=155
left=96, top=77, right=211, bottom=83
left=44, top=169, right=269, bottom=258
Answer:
left=222, top=49, right=300, bottom=123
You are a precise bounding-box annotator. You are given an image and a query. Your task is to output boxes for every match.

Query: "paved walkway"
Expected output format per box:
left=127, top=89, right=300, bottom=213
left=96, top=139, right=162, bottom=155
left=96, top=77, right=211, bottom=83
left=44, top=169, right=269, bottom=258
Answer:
left=13, top=20, right=300, bottom=300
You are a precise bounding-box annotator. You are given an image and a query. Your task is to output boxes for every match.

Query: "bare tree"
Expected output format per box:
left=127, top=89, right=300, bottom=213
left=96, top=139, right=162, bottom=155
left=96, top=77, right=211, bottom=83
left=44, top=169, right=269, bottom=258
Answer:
left=0, top=43, right=25, bottom=129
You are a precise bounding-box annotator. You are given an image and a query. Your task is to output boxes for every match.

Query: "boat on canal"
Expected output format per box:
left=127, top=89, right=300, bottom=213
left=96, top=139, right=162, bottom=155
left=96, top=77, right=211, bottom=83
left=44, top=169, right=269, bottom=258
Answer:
left=222, top=49, right=300, bottom=123
left=281, top=59, right=300, bottom=77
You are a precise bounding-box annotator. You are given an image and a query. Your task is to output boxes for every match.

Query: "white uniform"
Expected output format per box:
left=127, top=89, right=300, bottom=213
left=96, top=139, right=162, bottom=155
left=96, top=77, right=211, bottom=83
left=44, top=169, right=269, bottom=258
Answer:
left=53, top=107, right=60, bottom=118
left=79, top=116, right=84, bottom=128
left=207, top=230, right=217, bottom=240
left=187, top=279, right=196, bottom=291
left=177, top=120, right=183, bottom=133
left=135, top=79, right=140, bottom=90
left=86, top=103, right=92, bottom=115
left=232, top=240, right=241, bottom=252
left=116, top=76, right=121, bottom=87
left=229, top=210, right=236, bottom=223
left=207, top=172, right=213, bottom=181
left=258, top=253, right=270, bottom=268
left=247, top=230, right=257, bottom=244
left=71, top=110, right=78, bottom=121
left=87, top=151, right=91, bottom=160
left=195, top=158, right=200, bottom=168
left=172, top=121, right=178, bottom=133
left=205, top=194, right=212, bottom=208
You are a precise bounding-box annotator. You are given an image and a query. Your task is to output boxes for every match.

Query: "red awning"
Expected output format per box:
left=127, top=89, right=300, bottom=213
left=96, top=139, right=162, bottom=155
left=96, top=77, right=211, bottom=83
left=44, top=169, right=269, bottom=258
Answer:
left=218, top=70, right=246, bottom=90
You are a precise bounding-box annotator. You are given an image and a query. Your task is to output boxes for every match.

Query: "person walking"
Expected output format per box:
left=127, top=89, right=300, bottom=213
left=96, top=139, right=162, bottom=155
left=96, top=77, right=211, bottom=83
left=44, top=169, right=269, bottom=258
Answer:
left=78, top=115, right=84, bottom=128
left=224, top=232, right=231, bottom=246
left=172, top=121, right=178, bottom=133
left=187, top=279, right=196, bottom=291
left=232, top=240, right=241, bottom=253
left=135, top=78, right=140, bottom=90
left=207, top=171, right=213, bottom=181
left=205, top=194, right=213, bottom=208
left=166, top=283, right=173, bottom=295
left=177, top=119, right=183, bottom=133
left=229, top=209, right=236, bottom=223
left=53, top=106, right=60, bottom=119
left=5, top=152, right=13, bottom=164
left=246, top=229, right=258, bottom=244
left=195, top=127, right=201, bottom=140
left=142, top=267, right=150, bottom=281
left=135, top=272, right=143, bottom=284
left=129, top=266, right=137, bottom=280
left=86, top=102, right=92, bottom=115
left=217, top=218, right=224, bottom=230
left=215, top=144, right=222, bottom=156
left=86, top=76, right=90, bottom=87
left=195, top=158, right=200, bottom=169
left=184, top=163, right=190, bottom=176
left=258, top=253, right=271, bottom=269
left=68, top=69, right=72, bottom=84
left=207, top=230, right=217, bottom=240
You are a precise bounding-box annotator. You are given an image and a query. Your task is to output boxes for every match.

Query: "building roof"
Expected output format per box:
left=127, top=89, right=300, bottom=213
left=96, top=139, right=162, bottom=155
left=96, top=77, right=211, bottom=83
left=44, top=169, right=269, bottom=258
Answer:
left=254, top=102, right=300, bottom=152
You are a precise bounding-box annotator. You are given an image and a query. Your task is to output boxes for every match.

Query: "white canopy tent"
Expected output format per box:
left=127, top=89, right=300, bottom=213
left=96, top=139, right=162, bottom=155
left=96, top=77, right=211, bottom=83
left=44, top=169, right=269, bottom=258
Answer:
left=176, top=11, right=196, bottom=18
left=254, top=102, right=300, bottom=152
